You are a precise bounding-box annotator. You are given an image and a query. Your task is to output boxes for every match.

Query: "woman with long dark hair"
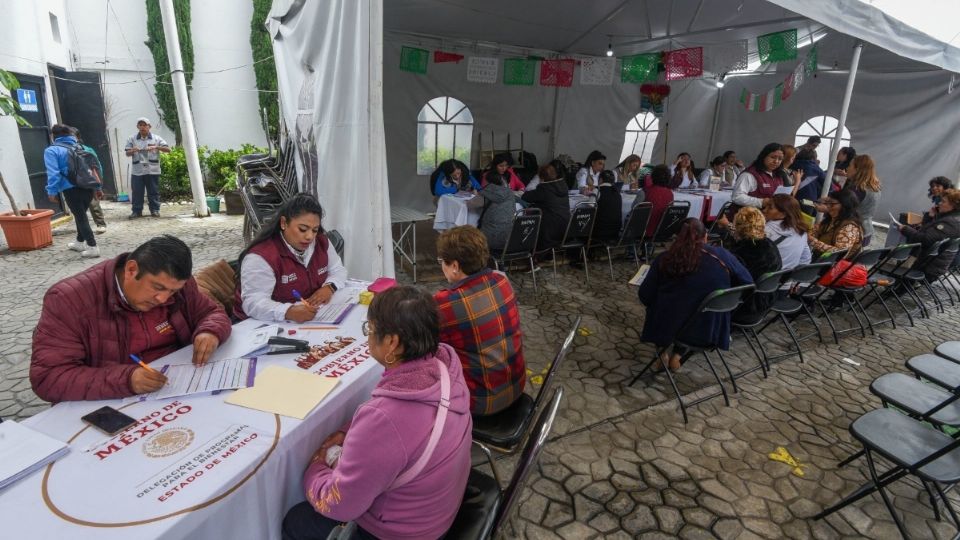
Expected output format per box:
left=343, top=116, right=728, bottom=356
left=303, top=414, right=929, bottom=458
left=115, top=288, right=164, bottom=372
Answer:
left=638, top=218, right=752, bottom=371
left=669, top=152, right=696, bottom=189
left=482, top=153, right=525, bottom=191
left=576, top=150, right=606, bottom=193
left=521, top=162, right=570, bottom=249
left=234, top=193, right=347, bottom=322
left=808, top=189, right=863, bottom=258
left=731, top=143, right=785, bottom=210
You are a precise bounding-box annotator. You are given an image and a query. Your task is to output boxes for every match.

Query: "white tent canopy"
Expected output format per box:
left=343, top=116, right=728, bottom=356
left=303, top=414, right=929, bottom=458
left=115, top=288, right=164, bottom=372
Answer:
left=268, top=0, right=960, bottom=278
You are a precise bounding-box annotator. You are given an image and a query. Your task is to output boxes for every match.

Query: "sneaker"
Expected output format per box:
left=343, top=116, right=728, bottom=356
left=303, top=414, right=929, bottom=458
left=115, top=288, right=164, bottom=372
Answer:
left=129, top=213, right=142, bottom=219
left=80, top=246, right=101, bottom=258
left=67, top=241, right=85, bottom=252
left=95, top=224, right=107, bottom=234
left=150, top=211, right=160, bottom=218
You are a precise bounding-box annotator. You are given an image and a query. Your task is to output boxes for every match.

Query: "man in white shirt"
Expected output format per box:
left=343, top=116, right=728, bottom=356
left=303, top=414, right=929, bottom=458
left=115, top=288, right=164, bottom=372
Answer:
left=124, top=118, right=170, bottom=219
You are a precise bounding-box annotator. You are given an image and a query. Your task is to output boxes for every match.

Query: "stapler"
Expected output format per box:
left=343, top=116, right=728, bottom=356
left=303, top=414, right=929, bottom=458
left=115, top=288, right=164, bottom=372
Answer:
left=265, top=336, right=310, bottom=355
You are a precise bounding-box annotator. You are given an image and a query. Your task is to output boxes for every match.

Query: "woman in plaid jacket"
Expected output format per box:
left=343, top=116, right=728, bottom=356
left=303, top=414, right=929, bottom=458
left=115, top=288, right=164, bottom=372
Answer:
left=434, top=226, right=526, bottom=416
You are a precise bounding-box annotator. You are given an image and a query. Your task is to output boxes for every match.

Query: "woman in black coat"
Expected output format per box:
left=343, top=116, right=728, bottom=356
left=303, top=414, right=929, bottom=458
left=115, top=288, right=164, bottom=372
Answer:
left=521, top=162, right=570, bottom=249
left=593, top=170, right=622, bottom=242
left=727, top=207, right=782, bottom=324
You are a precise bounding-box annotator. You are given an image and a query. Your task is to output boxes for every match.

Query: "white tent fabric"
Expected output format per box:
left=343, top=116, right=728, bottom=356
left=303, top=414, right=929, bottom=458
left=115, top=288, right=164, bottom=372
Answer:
left=268, top=0, right=394, bottom=280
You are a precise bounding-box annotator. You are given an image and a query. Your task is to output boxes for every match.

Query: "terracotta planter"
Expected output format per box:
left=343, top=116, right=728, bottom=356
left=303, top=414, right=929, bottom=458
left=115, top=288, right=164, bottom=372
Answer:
left=0, top=209, right=55, bottom=251
left=223, top=190, right=245, bottom=215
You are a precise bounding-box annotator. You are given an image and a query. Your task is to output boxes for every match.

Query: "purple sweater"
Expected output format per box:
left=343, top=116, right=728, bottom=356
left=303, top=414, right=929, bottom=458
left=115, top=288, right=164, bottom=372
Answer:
left=303, top=343, right=473, bottom=539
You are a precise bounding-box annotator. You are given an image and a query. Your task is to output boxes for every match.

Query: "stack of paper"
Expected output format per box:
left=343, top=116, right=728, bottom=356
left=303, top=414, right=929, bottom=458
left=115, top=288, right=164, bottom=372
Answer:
left=0, top=421, right=69, bottom=491
left=225, top=366, right=339, bottom=419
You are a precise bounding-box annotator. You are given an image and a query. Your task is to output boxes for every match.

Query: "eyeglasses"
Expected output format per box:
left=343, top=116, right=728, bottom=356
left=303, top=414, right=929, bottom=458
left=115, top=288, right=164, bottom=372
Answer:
left=361, top=321, right=373, bottom=337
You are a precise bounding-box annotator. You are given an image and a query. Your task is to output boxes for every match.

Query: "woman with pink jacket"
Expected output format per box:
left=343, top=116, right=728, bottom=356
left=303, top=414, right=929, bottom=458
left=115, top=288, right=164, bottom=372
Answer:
left=282, top=286, right=473, bottom=540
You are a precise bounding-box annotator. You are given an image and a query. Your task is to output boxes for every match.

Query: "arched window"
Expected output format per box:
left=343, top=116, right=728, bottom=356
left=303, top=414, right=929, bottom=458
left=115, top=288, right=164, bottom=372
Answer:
left=619, top=112, right=659, bottom=164
left=794, top=115, right=851, bottom=151
left=417, top=97, right=473, bottom=174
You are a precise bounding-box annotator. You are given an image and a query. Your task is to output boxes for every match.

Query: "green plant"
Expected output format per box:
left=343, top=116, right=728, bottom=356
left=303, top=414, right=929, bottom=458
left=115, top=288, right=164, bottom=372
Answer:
left=158, top=146, right=193, bottom=200
left=250, top=0, right=279, bottom=141
left=145, top=0, right=194, bottom=145
left=0, top=69, right=30, bottom=215
left=159, top=144, right=265, bottom=200
left=204, top=144, right=265, bottom=193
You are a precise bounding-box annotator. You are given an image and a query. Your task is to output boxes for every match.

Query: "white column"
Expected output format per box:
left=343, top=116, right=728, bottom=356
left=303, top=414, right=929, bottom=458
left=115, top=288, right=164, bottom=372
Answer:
left=158, top=0, right=208, bottom=217
left=819, top=41, right=863, bottom=201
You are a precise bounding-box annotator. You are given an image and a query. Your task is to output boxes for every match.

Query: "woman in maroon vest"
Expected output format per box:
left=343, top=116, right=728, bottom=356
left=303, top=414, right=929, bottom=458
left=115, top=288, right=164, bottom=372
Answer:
left=731, top=143, right=786, bottom=212
left=234, top=194, right=347, bottom=322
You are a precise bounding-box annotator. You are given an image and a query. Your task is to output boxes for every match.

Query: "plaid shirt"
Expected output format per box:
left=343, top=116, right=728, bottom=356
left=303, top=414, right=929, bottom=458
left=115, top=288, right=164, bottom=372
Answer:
left=434, top=269, right=525, bottom=416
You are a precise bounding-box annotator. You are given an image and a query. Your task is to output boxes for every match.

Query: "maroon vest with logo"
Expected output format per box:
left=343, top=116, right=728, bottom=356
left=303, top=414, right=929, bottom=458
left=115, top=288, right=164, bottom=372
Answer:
left=746, top=166, right=783, bottom=199
left=234, top=234, right=330, bottom=320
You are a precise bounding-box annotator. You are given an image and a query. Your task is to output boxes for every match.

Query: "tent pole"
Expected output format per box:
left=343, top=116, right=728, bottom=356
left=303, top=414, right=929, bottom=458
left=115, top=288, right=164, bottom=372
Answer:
left=547, top=84, right=560, bottom=158
left=706, top=86, right=723, bottom=161
left=819, top=41, right=863, bottom=202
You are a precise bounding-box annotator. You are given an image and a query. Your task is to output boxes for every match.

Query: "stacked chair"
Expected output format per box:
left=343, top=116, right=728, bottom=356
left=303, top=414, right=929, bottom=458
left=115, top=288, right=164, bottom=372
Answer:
left=236, top=135, right=299, bottom=243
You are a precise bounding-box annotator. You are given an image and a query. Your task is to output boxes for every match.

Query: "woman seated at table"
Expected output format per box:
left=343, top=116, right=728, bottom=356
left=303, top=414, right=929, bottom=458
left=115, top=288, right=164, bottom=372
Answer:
left=762, top=194, right=811, bottom=270
left=924, top=176, right=954, bottom=224
left=614, top=154, right=645, bottom=191
left=432, top=159, right=479, bottom=196
left=669, top=152, right=697, bottom=189
left=481, top=153, right=525, bottom=192
left=469, top=170, right=516, bottom=252
left=728, top=208, right=781, bottom=323
left=808, top=189, right=863, bottom=259
left=638, top=218, right=753, bottom=371
left=731, top=143, right=785, bottom=210
left=577, top=150, right=605, bottom=193
left=593, top=170, right=623, bottom=242
left=642, top=164, right=675, bottom=237
left=234, top=193, right=347, bottom=323
left=698, top=156, right=727, bottom=188
left=282, top=286, right=472, bottom=540
left=521, top=162, right=570, bottom=249
left=434, top=226, right=525, bottom=416
left=899, top=188, right=960, bottom=281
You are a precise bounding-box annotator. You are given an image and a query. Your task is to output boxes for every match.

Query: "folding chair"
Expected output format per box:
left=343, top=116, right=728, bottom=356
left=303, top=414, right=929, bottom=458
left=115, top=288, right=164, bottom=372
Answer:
left=754, top=262, right=834, bottom=360
left=706, top=201, right=733, bottom=245
left=629, top=284, right=756, bottom=424
left=446, top=387, right=564, bottom=540
left=860, top=242, right=921, bottom=328
left=644, top=201, right=691, bottom=261
left=936, top=341, right=960, bottom=363
left=730, top=269, right=794, bottom=379
left=933, top=237, right=960, bottom=306
left=491, top=209, right=542, bottom=294
left=890, top=238, right=951, bottom=319
left=601, top=203, right=651, bottom=279
left=472, top=315, right=579, bottom=484
left=809, top=248, right=890, bottom=343
left=551, top=201, right=596, bottom=282
left=815, top=408, right=960, bottom=538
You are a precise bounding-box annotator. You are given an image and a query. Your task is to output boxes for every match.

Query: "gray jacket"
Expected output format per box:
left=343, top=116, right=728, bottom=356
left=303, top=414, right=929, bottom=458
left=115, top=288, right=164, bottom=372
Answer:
left=859, top=189, right=880, bottom=238
left=474, top=182, right=515, bottom=250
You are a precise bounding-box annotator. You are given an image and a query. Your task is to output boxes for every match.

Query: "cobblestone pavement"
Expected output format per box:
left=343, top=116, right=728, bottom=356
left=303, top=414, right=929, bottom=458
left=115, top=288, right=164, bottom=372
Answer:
left=3, top=210, right=959, bottom=538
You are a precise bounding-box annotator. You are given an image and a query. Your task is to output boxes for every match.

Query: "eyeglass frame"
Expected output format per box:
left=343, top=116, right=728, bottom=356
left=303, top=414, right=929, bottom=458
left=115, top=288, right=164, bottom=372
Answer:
left=361, top=320, right=373, bottom=337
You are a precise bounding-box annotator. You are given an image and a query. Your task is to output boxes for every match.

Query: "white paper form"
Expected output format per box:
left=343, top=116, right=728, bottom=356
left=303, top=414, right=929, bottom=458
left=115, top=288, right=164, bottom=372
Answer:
left=141, top=358, right=257, bottom=401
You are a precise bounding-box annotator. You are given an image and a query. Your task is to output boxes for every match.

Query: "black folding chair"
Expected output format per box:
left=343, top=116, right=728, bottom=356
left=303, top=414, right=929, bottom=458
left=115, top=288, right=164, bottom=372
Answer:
left=491, top=209, right=542, bottom=294
left=629, top=284, right=756, bottom=424
left=645, top=201, right=691, bottom=261
left=601, top=203, right=651, bottom=279
left=447, top=387, right=564, bottom=540
left=936, top=341, right=960, bottom=363
left=707, top=201, right=733, bottom=245
left=755, top=262, right=834, bottom=361
left=551, top=201, right=596, bottom=282
left=810, top=248, right=890, bottom=343
left=731, top=269, right=794, bottom=379
left=890, top=238, right=951, bottom=319
left=814, top=408, right=960, bottom=538
left=933, top=237, right=960, bottom=306
left=861, top=242, right=921, bottom=328
left=472, top=315, right=579, bottom=483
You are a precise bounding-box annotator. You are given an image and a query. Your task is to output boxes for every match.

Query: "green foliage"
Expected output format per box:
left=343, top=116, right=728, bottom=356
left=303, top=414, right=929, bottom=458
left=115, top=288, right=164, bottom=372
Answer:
left=145, top=0, right=194, bottom=145
left=205, top=144, right=265, bottom=194
left=0, top=69, right=29, bottom=126
left=158, top=146, right=192, bottom=200
left=159, top=144, right=266, bottom=200
left=417, top=146, right=470, bottom=175
left=250, top=0, right=279, bottom=141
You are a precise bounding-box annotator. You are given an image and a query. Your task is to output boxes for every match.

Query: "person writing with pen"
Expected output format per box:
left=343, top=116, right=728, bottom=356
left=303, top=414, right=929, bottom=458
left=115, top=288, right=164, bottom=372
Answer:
left=234, top=193, right=347, bottom=323
left=30, top=236, right=232, bottom=402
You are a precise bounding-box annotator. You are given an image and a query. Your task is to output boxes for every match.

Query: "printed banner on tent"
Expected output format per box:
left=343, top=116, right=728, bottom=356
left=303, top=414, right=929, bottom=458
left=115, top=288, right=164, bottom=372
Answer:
left=757, top=29, right=798, bottom=63
left=399, top=46, right=429, bottom=74
left=580, top=57, right=615, bottom=86
left=805, top=46, right=818, bottom=75
left=503, top=58, right=536, bottom=85
left=708, top=40, right=748, bottom=73
left=433, top=51, right=464, bottom=63
left=540, top=59, right=575, bottom=87
left=664, top=47, right=703, bottom=81
left=620, top=53, right=659, bottom=83
left=467, top=57, right=498, bottom=84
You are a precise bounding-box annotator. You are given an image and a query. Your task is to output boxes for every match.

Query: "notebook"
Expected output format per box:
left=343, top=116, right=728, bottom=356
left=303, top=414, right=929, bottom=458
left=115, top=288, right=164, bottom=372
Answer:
left=0, top=421, right=70, bottom=491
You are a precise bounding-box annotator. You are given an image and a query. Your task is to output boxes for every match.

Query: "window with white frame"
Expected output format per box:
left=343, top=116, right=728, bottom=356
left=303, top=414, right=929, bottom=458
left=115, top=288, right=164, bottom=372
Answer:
left=619, top=112, right=659, bottom=164
left=795, top=115, right=851, bottom=151
left=416, top=97, right=473, bottom=174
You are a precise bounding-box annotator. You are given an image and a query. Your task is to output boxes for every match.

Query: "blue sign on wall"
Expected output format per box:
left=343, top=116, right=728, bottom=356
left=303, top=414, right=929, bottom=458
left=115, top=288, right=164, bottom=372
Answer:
left=15, top=88, right=38, bottom=113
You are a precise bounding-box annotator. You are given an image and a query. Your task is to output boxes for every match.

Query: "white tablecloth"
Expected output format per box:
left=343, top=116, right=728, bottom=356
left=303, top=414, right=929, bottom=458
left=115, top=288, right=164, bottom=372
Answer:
left=0, top=307, right=381, bottom=540
left=568, top=189, right=729, bottom=222
left=433, top=193, right=523, bottom=231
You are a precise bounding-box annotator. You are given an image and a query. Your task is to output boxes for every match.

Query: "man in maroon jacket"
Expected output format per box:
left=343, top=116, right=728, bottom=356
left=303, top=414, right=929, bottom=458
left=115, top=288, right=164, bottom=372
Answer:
left=30, top=235, right=232, bottom=402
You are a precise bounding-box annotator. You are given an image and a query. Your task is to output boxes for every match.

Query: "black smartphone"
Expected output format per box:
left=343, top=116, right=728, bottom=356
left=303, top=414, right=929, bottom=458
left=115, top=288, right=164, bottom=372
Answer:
left=81, top=406, right=137, bottom=436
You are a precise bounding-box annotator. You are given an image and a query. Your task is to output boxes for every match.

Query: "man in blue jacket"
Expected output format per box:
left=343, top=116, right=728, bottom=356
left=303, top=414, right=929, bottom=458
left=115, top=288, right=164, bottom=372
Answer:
left=44, top=124, right=103, bottom=258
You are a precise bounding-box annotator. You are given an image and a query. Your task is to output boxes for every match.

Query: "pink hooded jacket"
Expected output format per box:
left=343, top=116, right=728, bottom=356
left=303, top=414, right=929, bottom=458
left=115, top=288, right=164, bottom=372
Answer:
left=302, top=343, right=473, bottom=539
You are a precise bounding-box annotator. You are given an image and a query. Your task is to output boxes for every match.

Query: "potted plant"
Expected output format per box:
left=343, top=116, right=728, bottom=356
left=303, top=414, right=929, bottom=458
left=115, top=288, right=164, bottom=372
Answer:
left=221, top=175, right=244, bottom=215
left=0, top=69, right=54, bottom=251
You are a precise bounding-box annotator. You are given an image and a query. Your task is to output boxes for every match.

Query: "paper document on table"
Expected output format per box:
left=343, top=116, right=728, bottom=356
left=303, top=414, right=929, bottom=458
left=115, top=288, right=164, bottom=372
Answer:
left=141, top=357, right=257, bottom=401
left=0, top=421, right=69, bottom=491
left=225, top=366, right=339, bottom=419
left=312, top=303, right=355, bottom=324
left=774, top=186, right=794, bottom=195
left=331, top=279, right=370, bottom=304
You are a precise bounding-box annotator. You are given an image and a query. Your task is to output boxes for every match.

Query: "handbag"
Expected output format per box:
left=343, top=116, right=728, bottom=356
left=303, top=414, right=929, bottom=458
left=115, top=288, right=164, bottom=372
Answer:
left=818, top=259, right=868, bottom=288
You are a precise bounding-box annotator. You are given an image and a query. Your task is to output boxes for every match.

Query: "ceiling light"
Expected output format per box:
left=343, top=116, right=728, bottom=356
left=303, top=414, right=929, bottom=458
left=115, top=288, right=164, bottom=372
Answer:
left=716, top=80, right=726, bottom=88
left=606, top=42, right=614, bottom=57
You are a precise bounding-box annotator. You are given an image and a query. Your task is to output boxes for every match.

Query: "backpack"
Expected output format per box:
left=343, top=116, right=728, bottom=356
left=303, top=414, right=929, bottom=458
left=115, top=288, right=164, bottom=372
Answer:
left=55, top=142, right=102, bottom=190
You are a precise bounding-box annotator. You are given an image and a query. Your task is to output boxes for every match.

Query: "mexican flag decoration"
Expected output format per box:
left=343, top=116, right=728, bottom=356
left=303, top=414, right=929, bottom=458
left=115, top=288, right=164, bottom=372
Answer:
left=433, top=51, right=464, bottom=64
left=540, top=59, right=575, bottom=87
left=400, top=47, right=429, bottom=74
left=757, top=29, right=798, bottom=63
left=620, top=53, right=660, bottom=83
left=664, top=47, right=703, bottom=81
left=503, top=58, right=537, bottom=85
left=739, top=45, right=817, bottom=112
